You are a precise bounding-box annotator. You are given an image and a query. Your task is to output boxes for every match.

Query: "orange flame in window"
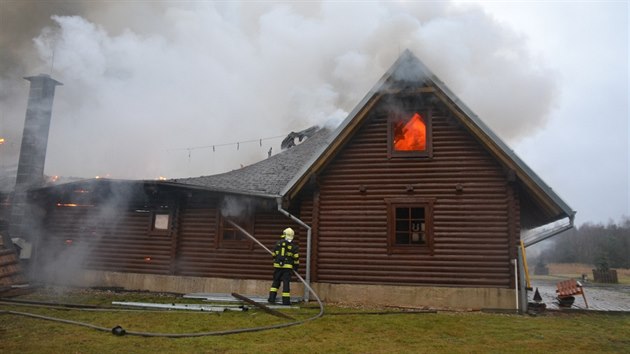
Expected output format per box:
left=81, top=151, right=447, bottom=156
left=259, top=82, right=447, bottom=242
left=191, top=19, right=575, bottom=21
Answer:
left=394, top=113, right=426, bottom=151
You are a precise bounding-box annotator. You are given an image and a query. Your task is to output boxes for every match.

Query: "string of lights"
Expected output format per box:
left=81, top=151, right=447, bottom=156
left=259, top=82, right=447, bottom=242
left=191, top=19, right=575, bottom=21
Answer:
left=167, top=134, right=286, bottom=152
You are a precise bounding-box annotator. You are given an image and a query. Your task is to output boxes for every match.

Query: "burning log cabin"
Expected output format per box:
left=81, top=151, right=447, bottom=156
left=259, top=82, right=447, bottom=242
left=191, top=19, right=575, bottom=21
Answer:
left=27, top=50, right=573, bottom=310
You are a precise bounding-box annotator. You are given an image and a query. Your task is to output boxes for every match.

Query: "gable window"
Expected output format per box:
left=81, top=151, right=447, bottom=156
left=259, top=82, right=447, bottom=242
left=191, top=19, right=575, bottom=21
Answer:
left=218, top=214, right=253, bottom=249
left=386, top=198, right=434, bottom=254
left=388, top=110, right=432, bottom=158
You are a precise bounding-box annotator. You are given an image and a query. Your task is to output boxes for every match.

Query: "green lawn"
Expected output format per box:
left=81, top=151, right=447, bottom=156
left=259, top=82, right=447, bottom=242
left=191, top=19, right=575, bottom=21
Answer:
left=1, top=288, right=629, bottom=353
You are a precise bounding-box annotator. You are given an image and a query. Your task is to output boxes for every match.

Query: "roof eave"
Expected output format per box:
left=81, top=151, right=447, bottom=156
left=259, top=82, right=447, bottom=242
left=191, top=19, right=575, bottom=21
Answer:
left=159, top=181, right=281, bottom=199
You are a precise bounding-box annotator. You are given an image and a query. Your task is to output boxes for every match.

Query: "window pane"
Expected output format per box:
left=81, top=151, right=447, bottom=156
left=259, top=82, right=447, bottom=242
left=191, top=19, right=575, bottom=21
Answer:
left=227, top=227, right=246, bottom=241
left=154, top=213, right=169, bottom=230
left=410, top=207, right=425, bottom=219
left=396, top=220, right=409, bottom=232
left=411, top=232, right=425, bottom=244
left=393, top=113, right=426, bottom=151
left=222, top=219, right=250, bottom=242
left=396, top=232, right=409, bottom=244
left=396, top=207, right=408, bottom=219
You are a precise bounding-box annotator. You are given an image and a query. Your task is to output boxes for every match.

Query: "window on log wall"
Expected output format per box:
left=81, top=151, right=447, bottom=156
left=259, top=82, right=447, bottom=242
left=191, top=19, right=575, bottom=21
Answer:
left=386, top=198, right=434, bottom=254
left=149, top=208, right=172, bottom=236
left=217, top=213, right=254, bottom=250
left=388, top=109, right=432, bottom=158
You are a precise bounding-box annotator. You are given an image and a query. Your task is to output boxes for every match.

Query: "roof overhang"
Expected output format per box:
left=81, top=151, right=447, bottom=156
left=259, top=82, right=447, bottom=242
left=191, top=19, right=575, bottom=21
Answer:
left=29, top=178, right=281, bottom=200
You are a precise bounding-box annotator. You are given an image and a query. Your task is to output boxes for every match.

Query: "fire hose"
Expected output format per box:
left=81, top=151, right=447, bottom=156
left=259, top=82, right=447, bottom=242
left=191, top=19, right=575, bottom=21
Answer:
left=0, top=221, right=324, bottom=337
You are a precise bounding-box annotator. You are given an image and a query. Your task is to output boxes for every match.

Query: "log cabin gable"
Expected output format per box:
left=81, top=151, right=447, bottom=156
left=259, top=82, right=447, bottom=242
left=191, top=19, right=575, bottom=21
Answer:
left=283, top=49, right=573, bottom=230
left=313, top=90, right=511, bottom=235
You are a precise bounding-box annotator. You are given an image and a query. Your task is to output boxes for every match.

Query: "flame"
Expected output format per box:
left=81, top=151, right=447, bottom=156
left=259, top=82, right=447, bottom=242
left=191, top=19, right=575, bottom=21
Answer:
left=157, top=176, right=167, bottom=181
left=393, top=113, right=426, bottom=151
left=51, top=175, right=59, bottom=182
left=0, top=138, right=5, bottom=144
left=56, top=203, right=93, bottom=207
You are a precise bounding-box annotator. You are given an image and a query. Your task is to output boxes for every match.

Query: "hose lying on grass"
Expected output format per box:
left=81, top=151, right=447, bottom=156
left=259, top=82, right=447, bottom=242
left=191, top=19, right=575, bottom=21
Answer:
left=0, top=220, right=324, bottom=337
left=0, top=268, right=323, bottom=337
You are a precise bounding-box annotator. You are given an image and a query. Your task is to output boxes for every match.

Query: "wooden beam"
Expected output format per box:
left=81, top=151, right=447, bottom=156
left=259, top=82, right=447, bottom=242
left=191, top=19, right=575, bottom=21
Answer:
left=378, top=87, right=436, bottom=95
left=231, top=293, right=295, bottom=320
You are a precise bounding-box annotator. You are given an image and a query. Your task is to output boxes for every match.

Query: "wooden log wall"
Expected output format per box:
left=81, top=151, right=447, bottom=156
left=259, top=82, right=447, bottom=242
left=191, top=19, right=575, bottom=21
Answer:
left=313, top=100, right=518, bottom=288
left=38, top=206, right=173, bottom=275
left=36, top=188, right=308, bottom=282
left=175, top=206, right=304, bottom=280
left=174, top=208, right=217, bottom=277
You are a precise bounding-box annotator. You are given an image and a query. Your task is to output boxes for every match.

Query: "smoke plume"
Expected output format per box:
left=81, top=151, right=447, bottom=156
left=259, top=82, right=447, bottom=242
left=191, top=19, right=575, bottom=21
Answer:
left=0, top=1, right=558, bottom=180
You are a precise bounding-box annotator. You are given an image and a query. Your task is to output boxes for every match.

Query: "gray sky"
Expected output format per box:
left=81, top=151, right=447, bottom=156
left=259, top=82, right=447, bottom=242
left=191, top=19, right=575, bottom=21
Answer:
left=471, top=1, right=629, bottom=227
left=0, top=1, right=627, bottom=226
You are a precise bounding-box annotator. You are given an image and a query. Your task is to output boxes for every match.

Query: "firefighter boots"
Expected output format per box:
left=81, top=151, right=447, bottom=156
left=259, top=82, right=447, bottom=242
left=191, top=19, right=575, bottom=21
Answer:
left=282, top=294, right=291, bottom=305
left=267, top=291, right=277, bottom=304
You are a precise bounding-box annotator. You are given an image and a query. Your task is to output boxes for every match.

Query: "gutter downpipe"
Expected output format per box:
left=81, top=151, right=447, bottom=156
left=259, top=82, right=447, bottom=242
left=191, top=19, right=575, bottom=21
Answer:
left=277, top=197, right=312, bottom=302
left=513, top=258, right=519, bottom=311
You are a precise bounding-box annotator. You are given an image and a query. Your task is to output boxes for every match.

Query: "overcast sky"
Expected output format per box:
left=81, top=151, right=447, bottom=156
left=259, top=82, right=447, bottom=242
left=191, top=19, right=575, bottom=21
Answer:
left=471, top=1, right=629, bottom=227
left=0, top=1, right=627, bottom=227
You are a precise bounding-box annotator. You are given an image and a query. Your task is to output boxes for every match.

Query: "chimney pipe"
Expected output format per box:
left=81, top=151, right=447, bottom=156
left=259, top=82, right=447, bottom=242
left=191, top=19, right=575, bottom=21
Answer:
left=6, top=74, right=62, bottom=244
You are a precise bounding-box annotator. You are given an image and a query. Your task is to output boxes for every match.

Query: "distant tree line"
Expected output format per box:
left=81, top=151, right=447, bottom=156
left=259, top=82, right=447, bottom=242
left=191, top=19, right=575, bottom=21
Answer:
left=536, top=217, right=630, bottom=269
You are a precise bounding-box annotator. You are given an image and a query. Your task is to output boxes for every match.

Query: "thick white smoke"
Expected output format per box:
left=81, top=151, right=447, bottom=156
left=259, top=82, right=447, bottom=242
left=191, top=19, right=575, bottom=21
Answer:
left=0, top=1, right=558, bottom=180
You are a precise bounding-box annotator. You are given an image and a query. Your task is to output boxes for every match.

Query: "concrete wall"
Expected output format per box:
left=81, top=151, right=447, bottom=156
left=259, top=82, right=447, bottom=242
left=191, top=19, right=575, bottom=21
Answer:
left=42, top=270, right=517, bottom=310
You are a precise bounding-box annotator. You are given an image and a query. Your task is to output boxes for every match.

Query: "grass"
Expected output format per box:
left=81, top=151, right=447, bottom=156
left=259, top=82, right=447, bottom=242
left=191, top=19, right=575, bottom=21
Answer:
left=1, top=287, right=629, bottom=353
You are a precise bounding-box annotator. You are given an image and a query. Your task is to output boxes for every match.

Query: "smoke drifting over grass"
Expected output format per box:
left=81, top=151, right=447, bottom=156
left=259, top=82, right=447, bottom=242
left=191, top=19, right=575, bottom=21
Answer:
left=0, top=2, right=558, bottom=180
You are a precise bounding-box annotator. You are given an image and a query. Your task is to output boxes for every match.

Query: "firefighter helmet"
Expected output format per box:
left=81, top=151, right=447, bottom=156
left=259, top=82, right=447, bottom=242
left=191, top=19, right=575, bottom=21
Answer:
left=283, top=227, right=295, bottom=241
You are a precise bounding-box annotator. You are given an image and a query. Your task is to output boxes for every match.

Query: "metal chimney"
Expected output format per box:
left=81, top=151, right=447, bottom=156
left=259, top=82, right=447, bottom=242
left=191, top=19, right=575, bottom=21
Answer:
left=7, top=74, right=62, bottom=244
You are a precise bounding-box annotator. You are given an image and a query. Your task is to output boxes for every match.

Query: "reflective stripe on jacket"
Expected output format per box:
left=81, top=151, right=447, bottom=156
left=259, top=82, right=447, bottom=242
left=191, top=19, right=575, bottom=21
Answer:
left=272, top=239, right=299, bottom=269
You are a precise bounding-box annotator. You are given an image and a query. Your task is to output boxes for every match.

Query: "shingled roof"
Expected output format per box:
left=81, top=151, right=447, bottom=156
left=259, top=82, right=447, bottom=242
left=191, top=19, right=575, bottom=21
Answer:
left=171, top=127, right=333, bottom=198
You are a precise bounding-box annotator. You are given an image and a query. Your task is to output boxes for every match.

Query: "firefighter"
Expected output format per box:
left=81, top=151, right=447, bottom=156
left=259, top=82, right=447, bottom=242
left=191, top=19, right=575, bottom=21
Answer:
left=267, top=227, right=299, bottom=305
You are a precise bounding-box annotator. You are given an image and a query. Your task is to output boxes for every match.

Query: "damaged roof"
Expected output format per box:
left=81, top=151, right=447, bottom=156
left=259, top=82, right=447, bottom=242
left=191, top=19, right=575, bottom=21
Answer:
left=171, top=127, right=333, bottom=198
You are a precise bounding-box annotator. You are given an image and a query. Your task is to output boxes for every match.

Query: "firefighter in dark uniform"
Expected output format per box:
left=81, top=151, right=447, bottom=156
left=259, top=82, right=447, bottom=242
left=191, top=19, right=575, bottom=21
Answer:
left=267, top=227, right=299, bottom=305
